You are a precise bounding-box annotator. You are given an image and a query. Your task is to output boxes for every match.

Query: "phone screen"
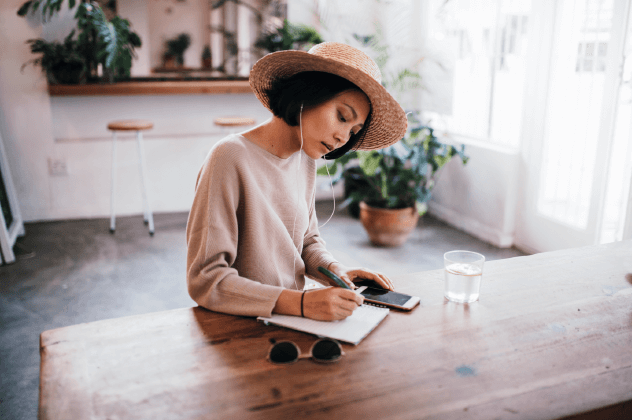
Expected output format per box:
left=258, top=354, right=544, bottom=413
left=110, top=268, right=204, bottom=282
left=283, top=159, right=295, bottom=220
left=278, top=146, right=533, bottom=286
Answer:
left=360, top=287, right=413, bottom=306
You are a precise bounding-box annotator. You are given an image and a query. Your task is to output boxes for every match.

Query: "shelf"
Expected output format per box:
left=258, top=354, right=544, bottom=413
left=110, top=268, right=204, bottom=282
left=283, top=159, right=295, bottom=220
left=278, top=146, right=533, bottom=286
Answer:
left=48, top=79, right=253, bottom=96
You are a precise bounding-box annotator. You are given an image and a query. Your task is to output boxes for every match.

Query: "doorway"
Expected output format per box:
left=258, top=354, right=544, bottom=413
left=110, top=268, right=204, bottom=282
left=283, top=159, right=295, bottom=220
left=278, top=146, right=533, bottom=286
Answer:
left=517, top=0, right=632, bottom=252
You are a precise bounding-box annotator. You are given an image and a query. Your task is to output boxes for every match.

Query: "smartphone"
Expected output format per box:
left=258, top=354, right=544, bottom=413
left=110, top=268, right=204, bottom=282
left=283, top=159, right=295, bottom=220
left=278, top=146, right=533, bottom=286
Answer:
left=354, top=280, right=420, bottom=311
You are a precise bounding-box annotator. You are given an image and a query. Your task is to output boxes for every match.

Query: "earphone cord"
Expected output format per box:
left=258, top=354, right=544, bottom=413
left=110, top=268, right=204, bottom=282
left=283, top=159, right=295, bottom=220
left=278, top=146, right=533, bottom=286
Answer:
left=290, top=104, right=304, bottom=292
left=292, top=103, right=336, bottom=292
left=318, top=163, right=336, bottom=229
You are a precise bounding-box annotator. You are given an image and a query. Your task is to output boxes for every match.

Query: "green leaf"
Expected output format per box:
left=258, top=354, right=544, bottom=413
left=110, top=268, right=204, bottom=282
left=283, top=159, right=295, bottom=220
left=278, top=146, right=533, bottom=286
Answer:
left=316, top=162, right=337, bottom=176
left=348, top=190, right=373, bottom=205
left=103, top=23, right=117, bottom=68
left=17, top=1, right=33, bottom=16
left=386, top=196, right=400, bottom=208
left=433, top=154, right=451, bottom=169
left=63, top=29, right=76, bottom=44
left=358, top=151, right=381, bottom=176
left=336, top=150, right=357, bottom=166
left=416, top=201, right=428, bottom=216
left=129, top=32, right=142, bottom=48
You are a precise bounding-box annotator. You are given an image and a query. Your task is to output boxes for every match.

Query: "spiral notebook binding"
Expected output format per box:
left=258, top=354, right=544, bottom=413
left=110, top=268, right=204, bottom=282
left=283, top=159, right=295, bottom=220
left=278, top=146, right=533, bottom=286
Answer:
left=363, top=302, right=389, bottom=309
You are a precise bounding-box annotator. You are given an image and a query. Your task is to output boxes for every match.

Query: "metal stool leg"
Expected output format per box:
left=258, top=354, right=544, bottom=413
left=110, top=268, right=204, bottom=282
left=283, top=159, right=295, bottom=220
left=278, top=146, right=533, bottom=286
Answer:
left=134, top=131, right=149, bottom=226
left=110, top=131, right=117, bottom=233
left=136, top=130, right=154, bottom=236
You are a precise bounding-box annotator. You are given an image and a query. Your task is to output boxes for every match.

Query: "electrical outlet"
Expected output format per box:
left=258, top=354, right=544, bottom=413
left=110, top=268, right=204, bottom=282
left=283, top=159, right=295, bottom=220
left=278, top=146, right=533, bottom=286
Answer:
left=48, top=158, right=69, bottom=176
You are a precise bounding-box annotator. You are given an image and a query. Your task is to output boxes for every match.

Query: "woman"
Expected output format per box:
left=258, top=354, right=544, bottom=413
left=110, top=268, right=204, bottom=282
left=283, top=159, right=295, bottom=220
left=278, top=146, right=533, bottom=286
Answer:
left=186, top=42, right=407, bottom=321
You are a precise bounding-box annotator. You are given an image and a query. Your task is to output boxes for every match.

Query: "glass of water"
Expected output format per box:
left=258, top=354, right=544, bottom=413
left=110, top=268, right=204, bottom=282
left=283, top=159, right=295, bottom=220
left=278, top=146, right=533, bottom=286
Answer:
left=444, top=250, right=485, bottom=303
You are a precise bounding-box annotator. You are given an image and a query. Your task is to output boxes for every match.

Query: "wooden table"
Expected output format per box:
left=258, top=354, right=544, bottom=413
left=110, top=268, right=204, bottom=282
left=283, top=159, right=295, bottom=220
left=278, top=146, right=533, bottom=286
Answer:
left=39, top=241, right=632, bottom=419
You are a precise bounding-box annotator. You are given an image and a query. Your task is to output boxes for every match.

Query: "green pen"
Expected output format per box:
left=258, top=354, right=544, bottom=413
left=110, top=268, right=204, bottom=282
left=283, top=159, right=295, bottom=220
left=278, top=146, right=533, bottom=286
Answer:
left=318, top=266, right=352, bottom=289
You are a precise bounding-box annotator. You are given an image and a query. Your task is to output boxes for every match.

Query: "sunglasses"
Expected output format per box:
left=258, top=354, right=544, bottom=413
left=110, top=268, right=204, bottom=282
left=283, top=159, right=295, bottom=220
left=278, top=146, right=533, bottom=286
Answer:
left=267, top=338, right=344, bottom=364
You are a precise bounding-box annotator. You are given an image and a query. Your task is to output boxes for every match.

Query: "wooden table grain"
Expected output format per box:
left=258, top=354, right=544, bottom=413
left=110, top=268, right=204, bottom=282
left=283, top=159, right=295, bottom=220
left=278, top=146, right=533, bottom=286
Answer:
left=38, top=241, right=632, bottom=419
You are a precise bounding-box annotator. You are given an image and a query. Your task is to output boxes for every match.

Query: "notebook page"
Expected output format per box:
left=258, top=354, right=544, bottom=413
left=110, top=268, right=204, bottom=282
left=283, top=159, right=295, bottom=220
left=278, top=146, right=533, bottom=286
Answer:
left=258, top=304, right=389, bottom=345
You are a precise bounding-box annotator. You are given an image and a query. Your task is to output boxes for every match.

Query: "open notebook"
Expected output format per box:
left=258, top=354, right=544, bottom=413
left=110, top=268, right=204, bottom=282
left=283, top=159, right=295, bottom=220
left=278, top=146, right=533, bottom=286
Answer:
left=258, top=304, right=389, bottom=345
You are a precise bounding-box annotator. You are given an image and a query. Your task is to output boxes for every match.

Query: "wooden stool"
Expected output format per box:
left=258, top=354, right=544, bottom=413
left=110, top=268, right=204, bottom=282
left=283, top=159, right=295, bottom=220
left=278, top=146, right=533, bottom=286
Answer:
left=214, top=116, right=256, bottom=134
left=107, top=120, right=155, bottom=236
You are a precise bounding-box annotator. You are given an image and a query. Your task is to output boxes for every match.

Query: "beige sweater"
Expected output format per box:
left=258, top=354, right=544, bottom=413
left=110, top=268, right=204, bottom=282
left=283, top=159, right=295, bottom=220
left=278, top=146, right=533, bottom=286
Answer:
left=186, top=134, right=337, bottom=317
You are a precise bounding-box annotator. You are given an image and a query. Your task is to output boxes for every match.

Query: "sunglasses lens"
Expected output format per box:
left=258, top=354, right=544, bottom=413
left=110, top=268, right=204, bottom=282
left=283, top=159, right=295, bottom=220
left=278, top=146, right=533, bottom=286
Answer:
left=311, top=339, right=342, bottom=362
left=269, top=342, right=299, bottom=364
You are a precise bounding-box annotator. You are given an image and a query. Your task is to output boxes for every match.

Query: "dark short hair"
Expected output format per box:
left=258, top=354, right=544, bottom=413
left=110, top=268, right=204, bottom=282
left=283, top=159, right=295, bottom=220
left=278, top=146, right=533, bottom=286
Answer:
left=264, top=71, right=371, bottom=159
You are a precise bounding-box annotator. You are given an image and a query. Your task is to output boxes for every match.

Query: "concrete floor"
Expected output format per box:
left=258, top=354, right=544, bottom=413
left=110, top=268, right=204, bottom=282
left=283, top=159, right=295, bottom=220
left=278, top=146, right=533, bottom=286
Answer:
left=0, top=202, right=526, bottom=420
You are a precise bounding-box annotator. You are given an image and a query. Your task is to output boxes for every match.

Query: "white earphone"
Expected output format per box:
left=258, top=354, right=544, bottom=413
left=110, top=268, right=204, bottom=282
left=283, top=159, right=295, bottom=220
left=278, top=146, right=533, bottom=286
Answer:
left=290, top=102, right=336, bottom=290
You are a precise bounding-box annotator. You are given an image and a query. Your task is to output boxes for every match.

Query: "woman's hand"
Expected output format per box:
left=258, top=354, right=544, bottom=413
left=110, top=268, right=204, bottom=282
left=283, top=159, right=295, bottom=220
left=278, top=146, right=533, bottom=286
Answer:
left=303, top=287, right=364, bottom=321
left=327, top=263, right=394, bottom=291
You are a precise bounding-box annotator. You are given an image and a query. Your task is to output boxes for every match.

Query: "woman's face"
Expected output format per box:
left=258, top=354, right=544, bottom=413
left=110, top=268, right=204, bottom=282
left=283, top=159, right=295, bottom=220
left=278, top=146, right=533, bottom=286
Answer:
left=298, top=89, right=371, bottom=159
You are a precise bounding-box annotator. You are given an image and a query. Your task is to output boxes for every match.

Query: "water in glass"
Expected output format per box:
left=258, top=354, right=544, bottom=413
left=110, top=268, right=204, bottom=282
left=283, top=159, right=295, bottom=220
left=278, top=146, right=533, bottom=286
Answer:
left=444, top=262, right=482, bottom=303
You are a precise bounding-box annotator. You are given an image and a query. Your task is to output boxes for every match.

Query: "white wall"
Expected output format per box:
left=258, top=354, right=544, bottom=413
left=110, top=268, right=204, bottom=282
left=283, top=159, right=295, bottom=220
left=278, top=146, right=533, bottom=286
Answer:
left=0, top=0, right=56, bottom=222
left=288, top=0, right=320, bottom=28
left=429, top=140, right=520, bottom=248
left=147, top=0, right=208, bottom=70
left=117, top=0, right=151, bottom=76
left=45, top=93, right=343, bottom=220
left=48, top=94, right=272, bottom=219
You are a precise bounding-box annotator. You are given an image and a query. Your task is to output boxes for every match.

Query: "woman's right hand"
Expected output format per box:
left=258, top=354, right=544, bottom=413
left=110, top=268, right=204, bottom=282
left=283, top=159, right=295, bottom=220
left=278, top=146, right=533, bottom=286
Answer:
left=303, top=287, right=364, bottom=321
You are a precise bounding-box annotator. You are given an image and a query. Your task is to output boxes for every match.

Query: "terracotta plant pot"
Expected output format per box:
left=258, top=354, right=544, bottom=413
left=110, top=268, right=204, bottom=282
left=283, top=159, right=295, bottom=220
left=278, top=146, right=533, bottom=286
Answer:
left=163, top=55, right=177, bottom=69
left=359, top=201, right=419, bottom=247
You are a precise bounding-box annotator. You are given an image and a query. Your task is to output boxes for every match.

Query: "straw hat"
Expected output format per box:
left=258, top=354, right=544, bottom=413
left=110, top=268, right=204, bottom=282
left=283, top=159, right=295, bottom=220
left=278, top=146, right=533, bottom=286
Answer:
left=249, top=42, right=408, bottom=151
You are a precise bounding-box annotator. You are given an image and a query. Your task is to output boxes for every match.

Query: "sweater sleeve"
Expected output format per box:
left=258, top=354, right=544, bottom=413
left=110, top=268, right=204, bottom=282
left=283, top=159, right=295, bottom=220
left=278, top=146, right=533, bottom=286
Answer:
left=301, top=186, right=338, bottom=283
left=186, top=144, right=284, bottom=317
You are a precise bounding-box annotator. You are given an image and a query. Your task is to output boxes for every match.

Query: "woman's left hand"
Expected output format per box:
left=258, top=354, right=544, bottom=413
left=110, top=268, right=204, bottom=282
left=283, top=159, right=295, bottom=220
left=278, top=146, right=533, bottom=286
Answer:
left=326, top=263, right=394, bottom=291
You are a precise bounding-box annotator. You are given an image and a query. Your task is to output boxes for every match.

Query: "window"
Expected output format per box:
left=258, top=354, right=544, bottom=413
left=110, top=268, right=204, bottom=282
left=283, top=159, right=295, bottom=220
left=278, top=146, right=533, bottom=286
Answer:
left=537, top=0, right=615, bottom=230
left=421, top=0, right=532, bottom=148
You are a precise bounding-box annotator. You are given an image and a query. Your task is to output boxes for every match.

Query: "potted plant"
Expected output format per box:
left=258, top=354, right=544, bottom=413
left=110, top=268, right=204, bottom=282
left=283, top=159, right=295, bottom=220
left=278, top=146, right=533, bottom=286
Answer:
left=23, top=30, right=86, bottom=84
left=163, top=33, right=191, bottom=68
left=317, top=111, right=468, bottom=246
left=254, top=19, right=323, bottom=53
left=19, top=1, right=142, bottom=84
left=201, top=45, right=212, bottom=69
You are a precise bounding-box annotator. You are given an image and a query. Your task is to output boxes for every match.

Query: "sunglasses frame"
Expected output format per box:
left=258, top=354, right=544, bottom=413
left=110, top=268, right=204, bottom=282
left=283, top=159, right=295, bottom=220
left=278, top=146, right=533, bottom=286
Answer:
left=267, top=338, right=345, bottom=364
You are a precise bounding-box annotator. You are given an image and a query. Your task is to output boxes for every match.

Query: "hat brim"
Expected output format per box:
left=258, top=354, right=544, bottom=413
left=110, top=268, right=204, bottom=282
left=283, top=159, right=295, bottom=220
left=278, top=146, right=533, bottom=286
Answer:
left=249, top=50, right=408, bottom=151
